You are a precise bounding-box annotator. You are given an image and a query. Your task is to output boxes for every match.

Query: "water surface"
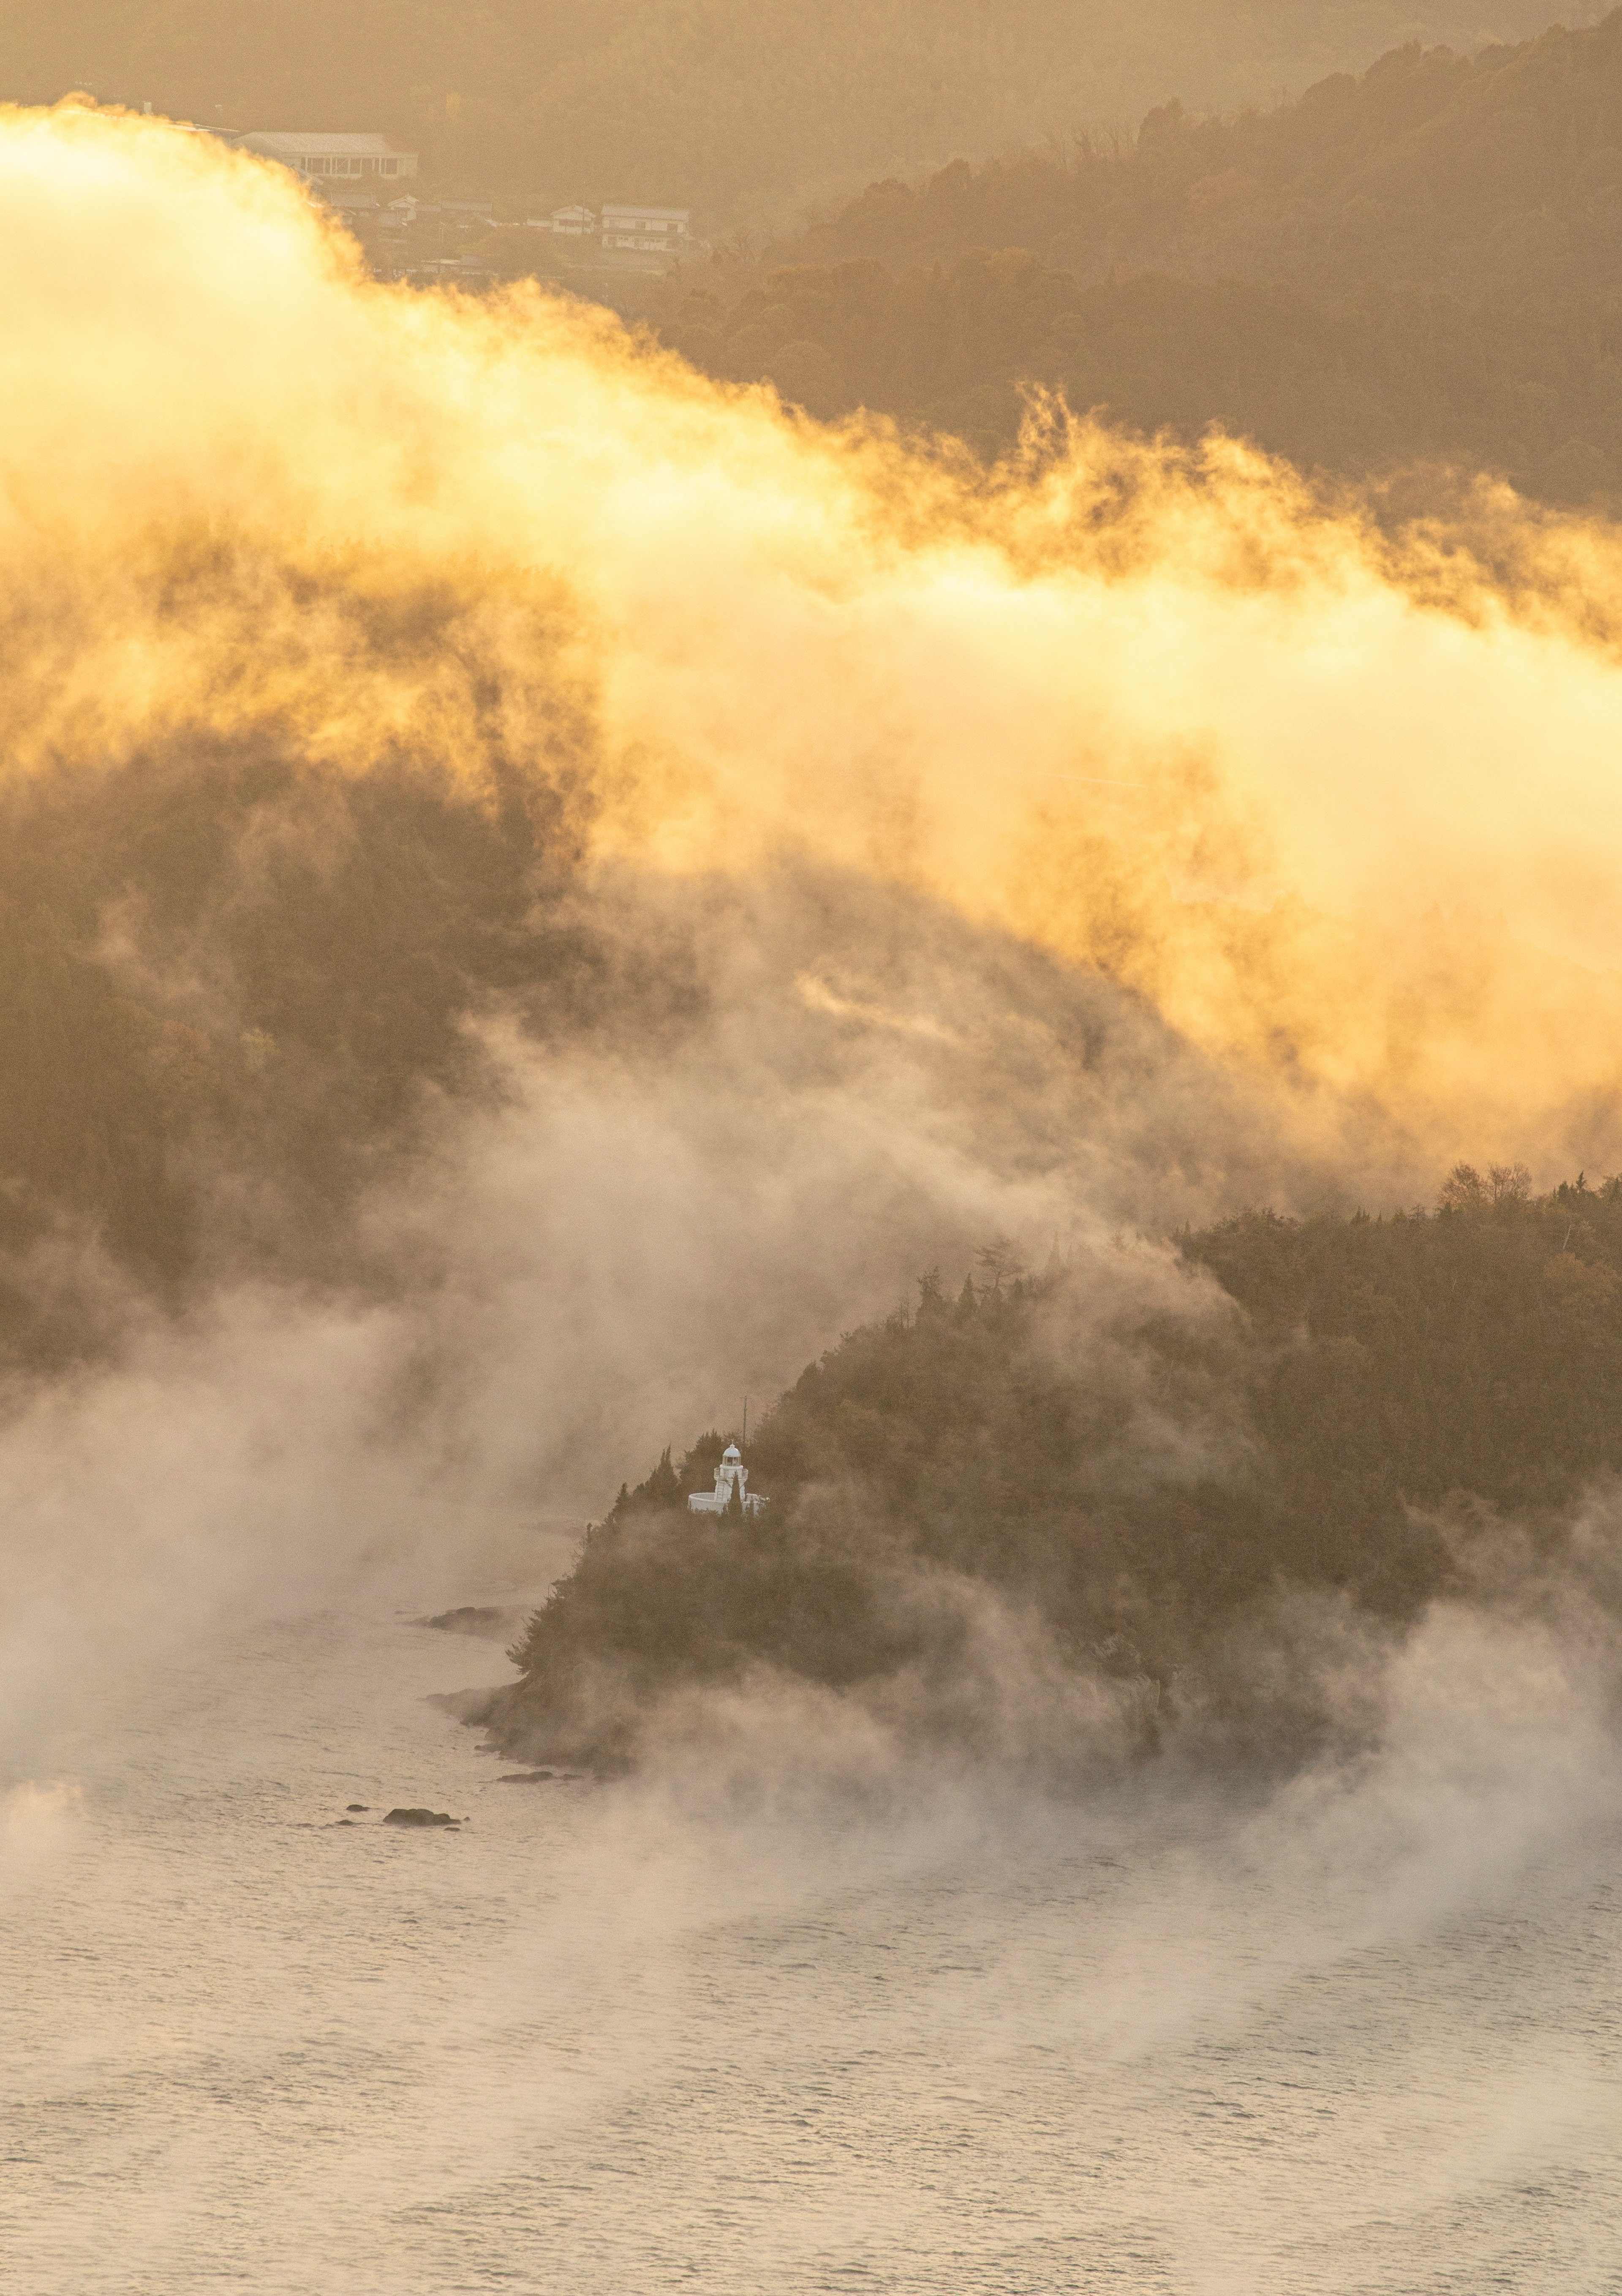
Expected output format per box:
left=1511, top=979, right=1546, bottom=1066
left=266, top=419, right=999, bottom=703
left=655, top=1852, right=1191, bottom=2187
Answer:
left=5, top=1596, right=1621, bottom=2294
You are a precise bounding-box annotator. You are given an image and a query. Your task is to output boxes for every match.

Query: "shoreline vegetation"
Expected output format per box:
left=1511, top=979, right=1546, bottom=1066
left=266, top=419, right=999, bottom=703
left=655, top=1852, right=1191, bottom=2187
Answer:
left=467, top=1165, right=1622, bottom=1776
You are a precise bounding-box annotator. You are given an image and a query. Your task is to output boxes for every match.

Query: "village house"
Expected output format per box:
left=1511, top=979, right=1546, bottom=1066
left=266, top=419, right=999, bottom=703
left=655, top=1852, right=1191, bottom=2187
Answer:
left=238, top=132, right=418, bottom=184
left=600, top=203, right=691, bottom=253
left=532, top=204, right=597, bottom=236
left=528, top=204, right=696, bottom=262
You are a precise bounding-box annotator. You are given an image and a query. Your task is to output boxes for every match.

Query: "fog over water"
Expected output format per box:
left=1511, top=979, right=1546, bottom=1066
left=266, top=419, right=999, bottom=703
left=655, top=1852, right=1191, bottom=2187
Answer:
left=8, top=103, right=1622, bottom=2293
left=5, top=1576, right=1621, bottom=2294
left=5, top=906, right=1614, bottom=2288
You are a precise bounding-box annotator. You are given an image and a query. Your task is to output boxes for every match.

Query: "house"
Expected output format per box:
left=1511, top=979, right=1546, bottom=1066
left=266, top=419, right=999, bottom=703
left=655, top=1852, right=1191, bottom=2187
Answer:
left=600, top=204, right=691, bottom=253
left=687, top=1445, right=768, bottom=1519
left=239, top=132, right=418, bottom=185
left=532, top=204, right=596, bottom=236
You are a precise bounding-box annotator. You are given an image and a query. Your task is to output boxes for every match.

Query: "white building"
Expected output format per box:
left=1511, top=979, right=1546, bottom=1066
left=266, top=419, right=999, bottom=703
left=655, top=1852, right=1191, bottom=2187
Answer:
left=600, top=204, right=691, bottom=253
left=532, top=204, right=597, bottom=236
left=687, top=1445, right=768, bottom=1519
left=239, top=132, right=419, bottom=184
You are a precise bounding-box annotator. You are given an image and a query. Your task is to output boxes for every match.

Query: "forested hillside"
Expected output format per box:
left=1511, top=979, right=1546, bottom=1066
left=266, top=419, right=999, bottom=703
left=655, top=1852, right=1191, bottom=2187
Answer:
left=0, top=741, right=1314, bottom=1385
left=0, top=0, right=1606, bottom=224
left=651, top=15, right=1622, bottom=504
left=661, top=256, right=1622, bottom=505
left=788, top=14, right=1622, bottom=299
left=0, top=751, right=593, bottom=1363
left=495, top=1169, right=1622, bottom=1770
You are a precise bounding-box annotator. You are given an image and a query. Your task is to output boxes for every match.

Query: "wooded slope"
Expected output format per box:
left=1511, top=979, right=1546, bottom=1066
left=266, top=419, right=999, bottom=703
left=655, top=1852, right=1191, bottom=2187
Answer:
left=501, top=1170, right=1622, bottom=1767
left=655, top=15, right=1622, bottom=503
left=1, top=1, right=1604, bottom=224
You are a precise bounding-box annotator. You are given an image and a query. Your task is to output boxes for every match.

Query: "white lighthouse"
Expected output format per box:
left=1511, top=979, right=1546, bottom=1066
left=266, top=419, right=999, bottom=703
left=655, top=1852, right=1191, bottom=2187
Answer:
left=687, top=1445, right=768, bottom=1519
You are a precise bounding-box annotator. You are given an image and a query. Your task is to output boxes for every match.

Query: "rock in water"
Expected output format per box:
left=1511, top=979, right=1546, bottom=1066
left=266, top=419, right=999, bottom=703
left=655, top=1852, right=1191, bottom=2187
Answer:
left=382, top=1807, right=459, bottom=1827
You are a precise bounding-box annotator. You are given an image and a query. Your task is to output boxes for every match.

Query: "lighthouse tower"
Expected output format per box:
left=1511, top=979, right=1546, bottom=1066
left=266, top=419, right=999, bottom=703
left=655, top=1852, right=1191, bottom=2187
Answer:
left=687, top=1445, right=768, bottom=1518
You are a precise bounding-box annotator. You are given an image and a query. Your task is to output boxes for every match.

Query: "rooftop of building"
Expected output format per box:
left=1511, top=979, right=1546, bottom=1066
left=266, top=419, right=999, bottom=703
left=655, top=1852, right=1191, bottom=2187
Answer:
left=241, top=131, right=416, bottom=158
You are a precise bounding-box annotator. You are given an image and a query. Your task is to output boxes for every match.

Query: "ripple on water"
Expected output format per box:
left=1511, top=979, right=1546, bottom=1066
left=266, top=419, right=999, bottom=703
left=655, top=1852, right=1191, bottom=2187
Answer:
left=4, top=1605, right=1622, bottom=2294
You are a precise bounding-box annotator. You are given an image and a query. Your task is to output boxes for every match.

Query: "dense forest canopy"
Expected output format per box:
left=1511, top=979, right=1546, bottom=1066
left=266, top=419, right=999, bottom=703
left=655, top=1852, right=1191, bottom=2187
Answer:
left=0, top=0, right=1609, bottom=224
left=652, top=14, right=1622, bottom=504
left=662, top=255, right=1622, bottom=505
left=789, top=13, right=1622, bottom=298
left=495, top=1168, right=1622, bottom=1770
left=0, top=748, right=598, bottom=1361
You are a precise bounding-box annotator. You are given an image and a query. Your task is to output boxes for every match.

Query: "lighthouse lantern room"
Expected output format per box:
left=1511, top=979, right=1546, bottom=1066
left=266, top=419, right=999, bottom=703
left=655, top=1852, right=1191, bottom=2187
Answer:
left=687, top=1445, right=768, bottom=1519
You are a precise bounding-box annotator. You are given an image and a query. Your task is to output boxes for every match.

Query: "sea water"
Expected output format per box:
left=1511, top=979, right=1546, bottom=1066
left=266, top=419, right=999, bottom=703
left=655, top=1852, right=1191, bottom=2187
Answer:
left=4, top=1590, right=1622, bottom=2295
